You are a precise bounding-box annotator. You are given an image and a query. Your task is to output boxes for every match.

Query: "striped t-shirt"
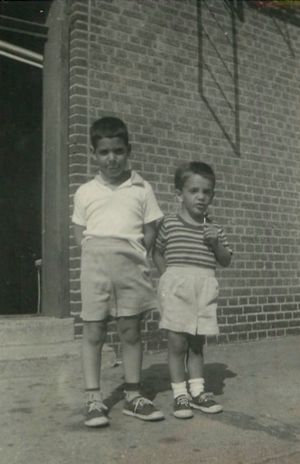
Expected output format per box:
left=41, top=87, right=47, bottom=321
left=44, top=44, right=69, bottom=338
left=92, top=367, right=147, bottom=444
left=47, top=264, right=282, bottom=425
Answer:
left=155, top=213, right=232, bottom=269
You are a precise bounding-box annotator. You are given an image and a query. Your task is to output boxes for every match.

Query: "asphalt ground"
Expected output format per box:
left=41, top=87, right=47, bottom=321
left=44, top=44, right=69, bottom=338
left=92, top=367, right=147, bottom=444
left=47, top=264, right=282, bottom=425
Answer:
left=0, top=336, right=299, bottom=464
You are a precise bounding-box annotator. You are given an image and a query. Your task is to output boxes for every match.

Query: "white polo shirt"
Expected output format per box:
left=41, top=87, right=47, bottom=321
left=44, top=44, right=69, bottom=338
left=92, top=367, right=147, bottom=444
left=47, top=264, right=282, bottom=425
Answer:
left=72, top=171, right=163, bottom=251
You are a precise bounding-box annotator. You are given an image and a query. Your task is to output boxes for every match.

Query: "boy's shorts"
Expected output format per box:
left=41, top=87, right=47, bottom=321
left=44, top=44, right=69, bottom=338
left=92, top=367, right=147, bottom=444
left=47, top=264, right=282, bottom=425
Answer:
left=80, top=238, right=157, bottom=321
left=158, top=267, right=219, bottom=336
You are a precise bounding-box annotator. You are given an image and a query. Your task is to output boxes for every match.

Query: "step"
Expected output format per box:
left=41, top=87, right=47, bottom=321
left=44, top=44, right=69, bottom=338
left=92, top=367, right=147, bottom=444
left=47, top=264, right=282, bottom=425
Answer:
left=0, top=316, right=74, bottom=346
left=0, top=340, right=116, bottom=377
left=0, top=316, right=117, bottom=374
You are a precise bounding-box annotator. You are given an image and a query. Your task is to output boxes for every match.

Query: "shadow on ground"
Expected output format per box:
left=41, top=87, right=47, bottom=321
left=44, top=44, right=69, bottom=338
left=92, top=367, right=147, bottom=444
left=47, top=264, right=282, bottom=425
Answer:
left=103, top=362, right=237, bottom=410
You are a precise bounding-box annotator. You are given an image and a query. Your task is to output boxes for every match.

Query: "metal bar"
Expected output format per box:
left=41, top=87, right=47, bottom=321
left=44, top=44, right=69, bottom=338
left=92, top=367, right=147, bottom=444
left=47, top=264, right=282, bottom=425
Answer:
left=202, top=0, right=233, bottom=45
left=201, top=24, right=233, bottom=79
left=0, top=39, right=43, bottom=62
left=0, top=50, right=43, bottom=68
left=0, top=24, right=48, bottom=39
left=203, top=59, right=234, bottom=113
left=0, top=14, right=48, bottom=29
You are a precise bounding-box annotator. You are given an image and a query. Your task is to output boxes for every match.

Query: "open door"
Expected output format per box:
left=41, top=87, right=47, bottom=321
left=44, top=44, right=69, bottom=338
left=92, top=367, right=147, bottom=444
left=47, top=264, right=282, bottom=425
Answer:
left=0, top=55, right=42, bottom=314
left=0, top=2, right=49, bottom=314
left=0, top=1, right=70, bottom=319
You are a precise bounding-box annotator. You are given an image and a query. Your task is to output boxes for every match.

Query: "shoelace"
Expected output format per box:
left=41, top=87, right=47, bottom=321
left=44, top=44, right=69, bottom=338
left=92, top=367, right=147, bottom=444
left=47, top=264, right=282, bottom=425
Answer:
left=87, top=400, right=107, bottom=413
left=199, top=392, right=214, bottom=403
left=132, top=396, right=153, bottom=413
left=176, top=395, right=190, bottom=407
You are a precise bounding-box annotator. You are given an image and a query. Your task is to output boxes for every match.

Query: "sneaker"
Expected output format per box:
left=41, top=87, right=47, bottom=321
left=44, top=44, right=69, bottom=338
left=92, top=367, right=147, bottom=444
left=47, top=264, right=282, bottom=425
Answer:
left=173, top=394, right=193, bottom=419
left=190, top=392, right=223, bottom=414
left=123, top=396, right=165, bottom=421
left=84, top=400, right=109, bottom=427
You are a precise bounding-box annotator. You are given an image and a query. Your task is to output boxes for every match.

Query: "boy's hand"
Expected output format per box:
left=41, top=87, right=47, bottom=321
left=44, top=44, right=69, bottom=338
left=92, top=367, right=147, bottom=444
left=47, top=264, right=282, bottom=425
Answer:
left=203, top=222, right=219, bottom=249
left=203, top=217, right=232, bottom=267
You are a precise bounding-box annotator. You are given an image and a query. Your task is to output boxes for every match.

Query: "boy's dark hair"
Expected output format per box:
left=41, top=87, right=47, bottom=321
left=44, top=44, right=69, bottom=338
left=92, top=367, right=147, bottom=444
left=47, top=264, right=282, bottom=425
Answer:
left=90, top=116, right=129, bottom=149
left=175, top=161, right=216, bottom=191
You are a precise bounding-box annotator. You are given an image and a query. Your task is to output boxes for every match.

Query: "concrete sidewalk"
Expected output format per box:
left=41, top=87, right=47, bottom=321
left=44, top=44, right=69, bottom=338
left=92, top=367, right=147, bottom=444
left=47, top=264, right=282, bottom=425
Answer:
left=0, top=336, right=299, bottom=464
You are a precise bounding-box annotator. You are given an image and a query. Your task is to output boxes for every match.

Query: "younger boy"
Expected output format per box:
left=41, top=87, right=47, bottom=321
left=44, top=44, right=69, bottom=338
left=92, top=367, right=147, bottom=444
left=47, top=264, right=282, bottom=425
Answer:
left=153, top=161, right=232, bottom=419
left=72, top=116, right=164, bottom=427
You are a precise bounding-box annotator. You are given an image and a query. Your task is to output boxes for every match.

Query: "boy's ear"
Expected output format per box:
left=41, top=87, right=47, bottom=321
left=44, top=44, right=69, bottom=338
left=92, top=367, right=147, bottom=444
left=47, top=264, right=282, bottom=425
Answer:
left=90, top=145, right=96, bottom=160
left=175, top=189, right=182, bottom=203
left=127, top=143, right=132, bottom=156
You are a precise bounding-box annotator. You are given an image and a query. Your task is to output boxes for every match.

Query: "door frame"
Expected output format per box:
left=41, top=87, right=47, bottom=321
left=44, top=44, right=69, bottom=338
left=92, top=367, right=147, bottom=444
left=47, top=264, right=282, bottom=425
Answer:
left=42, top=0, right=69, bottom=317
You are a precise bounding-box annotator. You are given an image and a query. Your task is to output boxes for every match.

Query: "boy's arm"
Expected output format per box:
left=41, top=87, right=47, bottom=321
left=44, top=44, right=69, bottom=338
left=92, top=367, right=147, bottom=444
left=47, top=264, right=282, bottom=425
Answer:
left=152, top=246, right=166, bottom=275
left=204, top=223, right=232, bottom=267
left=73, top=224, right=86, bottom=247
left=143, top=221, right=158, bottom=254
left=211, top=241, right=232, bottom=267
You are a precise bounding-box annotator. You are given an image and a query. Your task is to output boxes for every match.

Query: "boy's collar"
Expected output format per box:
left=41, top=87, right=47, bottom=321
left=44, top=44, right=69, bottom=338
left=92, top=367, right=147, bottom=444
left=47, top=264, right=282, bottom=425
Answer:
left=130, top=171, right=145, bottom=186
left=95, top=170, right=145, bottom=187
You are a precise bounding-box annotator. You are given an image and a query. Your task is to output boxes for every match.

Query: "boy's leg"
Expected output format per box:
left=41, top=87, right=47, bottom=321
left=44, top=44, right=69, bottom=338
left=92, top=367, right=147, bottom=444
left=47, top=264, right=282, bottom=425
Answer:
left=168, top=330, right=193, bottom=419
left=118, top=316, right=164, bottom=421
left=168, top=330, right=189, bottom=382
left=187, top=334, right=222, bottom=414
left=117, top=316, right=142, bottom=388
left=82, top=320, right=109, bottom=427
left=82, top=320, right=107, bottom=389
left=186, top=334, right=205, bottom=380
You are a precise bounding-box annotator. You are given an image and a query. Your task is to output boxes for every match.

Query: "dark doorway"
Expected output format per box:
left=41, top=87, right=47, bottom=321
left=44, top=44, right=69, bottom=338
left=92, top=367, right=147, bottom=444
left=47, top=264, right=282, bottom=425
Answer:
left=0, top=1, right=70, bottom=318
left=0, top=1, right=50, bottom=315
left=0, top=55, right=42, bottom=314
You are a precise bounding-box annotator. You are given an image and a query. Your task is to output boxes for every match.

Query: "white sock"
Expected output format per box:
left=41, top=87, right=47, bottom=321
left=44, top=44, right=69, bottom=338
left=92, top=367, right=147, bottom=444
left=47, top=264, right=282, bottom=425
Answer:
left=171, top=381, right=188, bottom=399
left=85, top=389, right=103, bottom=403
left=188, top=378, right=205, bottom=397
left=124, top=390, right=141, bottom=402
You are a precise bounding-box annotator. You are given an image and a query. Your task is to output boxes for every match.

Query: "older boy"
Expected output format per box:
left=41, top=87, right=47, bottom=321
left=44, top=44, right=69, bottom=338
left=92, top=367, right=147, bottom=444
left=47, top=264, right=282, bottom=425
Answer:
left=72, top=117, right=164, bottom=427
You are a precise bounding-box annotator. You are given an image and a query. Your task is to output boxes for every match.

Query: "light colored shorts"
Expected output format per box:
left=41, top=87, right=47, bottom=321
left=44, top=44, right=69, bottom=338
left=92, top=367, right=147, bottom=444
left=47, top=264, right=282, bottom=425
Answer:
left=80, top=238, right=157, bottom=321
left=158, top=266, right=220, bottom=335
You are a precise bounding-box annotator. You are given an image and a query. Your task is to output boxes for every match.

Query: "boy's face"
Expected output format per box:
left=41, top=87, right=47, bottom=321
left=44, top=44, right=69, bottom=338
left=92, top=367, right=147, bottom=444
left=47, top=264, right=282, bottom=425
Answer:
left=93, top=137, right=131, bottom=183
left=176, top=173, right=214, bottom=222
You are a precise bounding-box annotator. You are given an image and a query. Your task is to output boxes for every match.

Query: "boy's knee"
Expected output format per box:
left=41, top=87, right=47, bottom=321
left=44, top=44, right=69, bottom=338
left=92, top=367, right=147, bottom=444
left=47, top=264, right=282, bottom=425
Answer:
left=188, top=335, right=205, bottom=355
left=168, top=332, right=188, bottom=354
left=120, top=326, right=141, bottom=345
left=83, top=321, right=106, bottom=345
left=118, top=318, right=141, bottom=345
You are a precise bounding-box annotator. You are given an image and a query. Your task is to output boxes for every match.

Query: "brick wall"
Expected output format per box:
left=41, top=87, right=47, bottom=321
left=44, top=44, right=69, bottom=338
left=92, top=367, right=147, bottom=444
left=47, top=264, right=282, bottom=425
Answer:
left=68, top=0, right=300, bottom=352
